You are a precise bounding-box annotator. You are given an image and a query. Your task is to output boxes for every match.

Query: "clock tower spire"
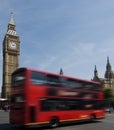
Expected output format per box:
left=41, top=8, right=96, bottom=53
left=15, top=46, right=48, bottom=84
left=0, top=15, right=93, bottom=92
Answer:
left=7, top=12, right=17, bottom=36
left=9, top=12, right=15, bottom=25
left=1, top=14, right=20, bottom=99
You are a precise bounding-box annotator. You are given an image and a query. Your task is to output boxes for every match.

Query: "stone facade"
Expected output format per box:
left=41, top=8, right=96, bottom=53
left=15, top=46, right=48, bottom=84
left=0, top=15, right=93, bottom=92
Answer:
left=92, top=57, right=114, bottom=90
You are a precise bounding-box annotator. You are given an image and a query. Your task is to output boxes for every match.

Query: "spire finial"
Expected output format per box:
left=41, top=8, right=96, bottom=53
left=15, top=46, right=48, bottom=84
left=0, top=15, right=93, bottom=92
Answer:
left=94, top=65, right=98, bottom=77
left=107, top=56, right=110, bottom=63
left=95, top=65, right=97, bottom=71
left=9, top=12, right=15, bottom=25
left=105, top=56, right=113, bottom=79
left=60, top=68, right=63, bottom=75
left=106, top=56, right=111, bottom=68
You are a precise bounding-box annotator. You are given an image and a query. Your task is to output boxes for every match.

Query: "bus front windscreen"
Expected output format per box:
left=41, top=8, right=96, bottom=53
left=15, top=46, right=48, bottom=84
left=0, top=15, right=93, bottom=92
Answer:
left=12, top=71, right=25, bottom=87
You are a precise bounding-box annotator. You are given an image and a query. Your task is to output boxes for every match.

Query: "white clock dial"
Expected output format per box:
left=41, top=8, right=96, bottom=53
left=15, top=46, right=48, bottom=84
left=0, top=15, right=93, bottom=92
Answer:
left=9, top=41, right=16, bottom=49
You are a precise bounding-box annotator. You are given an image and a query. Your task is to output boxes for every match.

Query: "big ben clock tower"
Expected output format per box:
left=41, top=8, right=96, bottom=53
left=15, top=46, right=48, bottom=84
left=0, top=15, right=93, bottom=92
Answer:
left=1, top=14, right=20, bottom=99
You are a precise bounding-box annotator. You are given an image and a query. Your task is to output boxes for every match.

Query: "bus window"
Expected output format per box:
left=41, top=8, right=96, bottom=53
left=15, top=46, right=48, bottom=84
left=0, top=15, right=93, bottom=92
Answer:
left=75, top=82, right=84, bottom=89
left=66, top=79, right=76, bottom=88
left=41, top=98, right=58, bottom=111
left=67, top=79, right=83, bottom=89
left=92, top=84, right=101, bottom=91
left=41, top=98, right=82, bottom=111
left=93, top=100, right=105, bottom=110
left=10, top=94, right=24, bottom=103
left=82, top=83, right=92, bottom=90
left=31, top=71, right=46, bottom=85
left=66, top=100, right=81, bottom=110
left=59, top=77, right=67, bottom=87
left=46, top=75, right=60, bottom=87
left=12, top=71, right=25, bottom=87
left=83, top=83, right=101, bottom=91
left=41, top=98, right=67, bottom=111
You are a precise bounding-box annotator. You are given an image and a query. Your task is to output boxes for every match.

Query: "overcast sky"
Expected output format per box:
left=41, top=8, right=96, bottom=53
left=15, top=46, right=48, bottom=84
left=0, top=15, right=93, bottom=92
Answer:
left=1, top=0, right=114, bottom=92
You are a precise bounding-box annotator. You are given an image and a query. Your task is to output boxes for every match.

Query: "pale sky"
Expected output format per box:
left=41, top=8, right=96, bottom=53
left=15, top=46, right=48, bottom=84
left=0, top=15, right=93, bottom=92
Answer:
left=1, top=0, right=114, bottom=92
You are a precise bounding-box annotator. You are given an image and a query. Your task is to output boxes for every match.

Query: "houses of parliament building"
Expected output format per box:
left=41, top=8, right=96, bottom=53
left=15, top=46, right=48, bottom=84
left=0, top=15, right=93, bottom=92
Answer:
left=92, top=57, right=114, bottom=90
left=1, top=16, right=114, bottom=99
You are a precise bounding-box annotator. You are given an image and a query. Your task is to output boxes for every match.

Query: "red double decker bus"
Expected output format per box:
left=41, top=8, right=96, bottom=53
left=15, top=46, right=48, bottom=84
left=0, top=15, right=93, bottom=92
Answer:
left=10, top=67, right=105, bottom=128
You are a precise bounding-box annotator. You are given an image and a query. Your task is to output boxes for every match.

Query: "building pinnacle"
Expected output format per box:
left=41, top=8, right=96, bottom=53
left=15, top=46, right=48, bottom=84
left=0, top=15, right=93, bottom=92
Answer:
left=9, top=12, right=15, bottom=25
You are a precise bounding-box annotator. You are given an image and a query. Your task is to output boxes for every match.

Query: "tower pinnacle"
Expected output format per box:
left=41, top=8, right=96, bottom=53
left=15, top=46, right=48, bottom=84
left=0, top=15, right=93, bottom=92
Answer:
left=94, top=65, right=98, bottom=77
left=105, top=57, right=113, bottom=79
left=9, top=12, right=15, bottom=25
left=7, top=13, right=17, bottom=36
left=60, top=68, right=63, bottom=75
left=92, top=65, right=100, bottom=82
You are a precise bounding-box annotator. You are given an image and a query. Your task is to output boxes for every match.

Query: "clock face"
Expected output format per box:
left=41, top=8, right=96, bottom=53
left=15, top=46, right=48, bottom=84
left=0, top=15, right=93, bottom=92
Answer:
left=9, top=41, right=16, bottom=49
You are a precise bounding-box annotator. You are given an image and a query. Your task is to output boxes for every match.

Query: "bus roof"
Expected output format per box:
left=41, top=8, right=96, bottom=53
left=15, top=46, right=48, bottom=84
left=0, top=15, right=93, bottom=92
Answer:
left=13, top=67, right=101, bottom=85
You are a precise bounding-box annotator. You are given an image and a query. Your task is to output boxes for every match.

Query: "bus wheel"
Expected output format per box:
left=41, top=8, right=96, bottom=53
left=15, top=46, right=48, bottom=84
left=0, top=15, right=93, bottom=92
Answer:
left=90, top=114, right=95, bottom=121
left=49, top=117, right=59, bottom=128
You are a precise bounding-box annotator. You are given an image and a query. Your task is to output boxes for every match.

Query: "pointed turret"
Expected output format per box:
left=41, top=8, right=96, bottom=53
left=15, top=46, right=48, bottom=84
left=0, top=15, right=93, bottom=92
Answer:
left=94, top=65, right=98, bottom=77
left=7, top=12, right=17, bottom=36
left=92, top=65, right=100, bottom=82
left=9, top=12, right=15, bottom=25
left=60, top=68, right=63, bottom=75
left=105, top=57, right=113, bottom=79
left=106, top=57, right=111, bottom=71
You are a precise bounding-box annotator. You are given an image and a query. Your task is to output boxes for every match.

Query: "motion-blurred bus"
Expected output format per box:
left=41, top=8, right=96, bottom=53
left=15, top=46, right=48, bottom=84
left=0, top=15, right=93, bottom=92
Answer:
left=10, top=67, right=105, bottom=128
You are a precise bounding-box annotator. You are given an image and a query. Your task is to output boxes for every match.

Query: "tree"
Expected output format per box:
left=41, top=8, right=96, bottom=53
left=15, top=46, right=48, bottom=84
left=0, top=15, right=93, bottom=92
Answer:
left=103, top=88, right=114, bottom=102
